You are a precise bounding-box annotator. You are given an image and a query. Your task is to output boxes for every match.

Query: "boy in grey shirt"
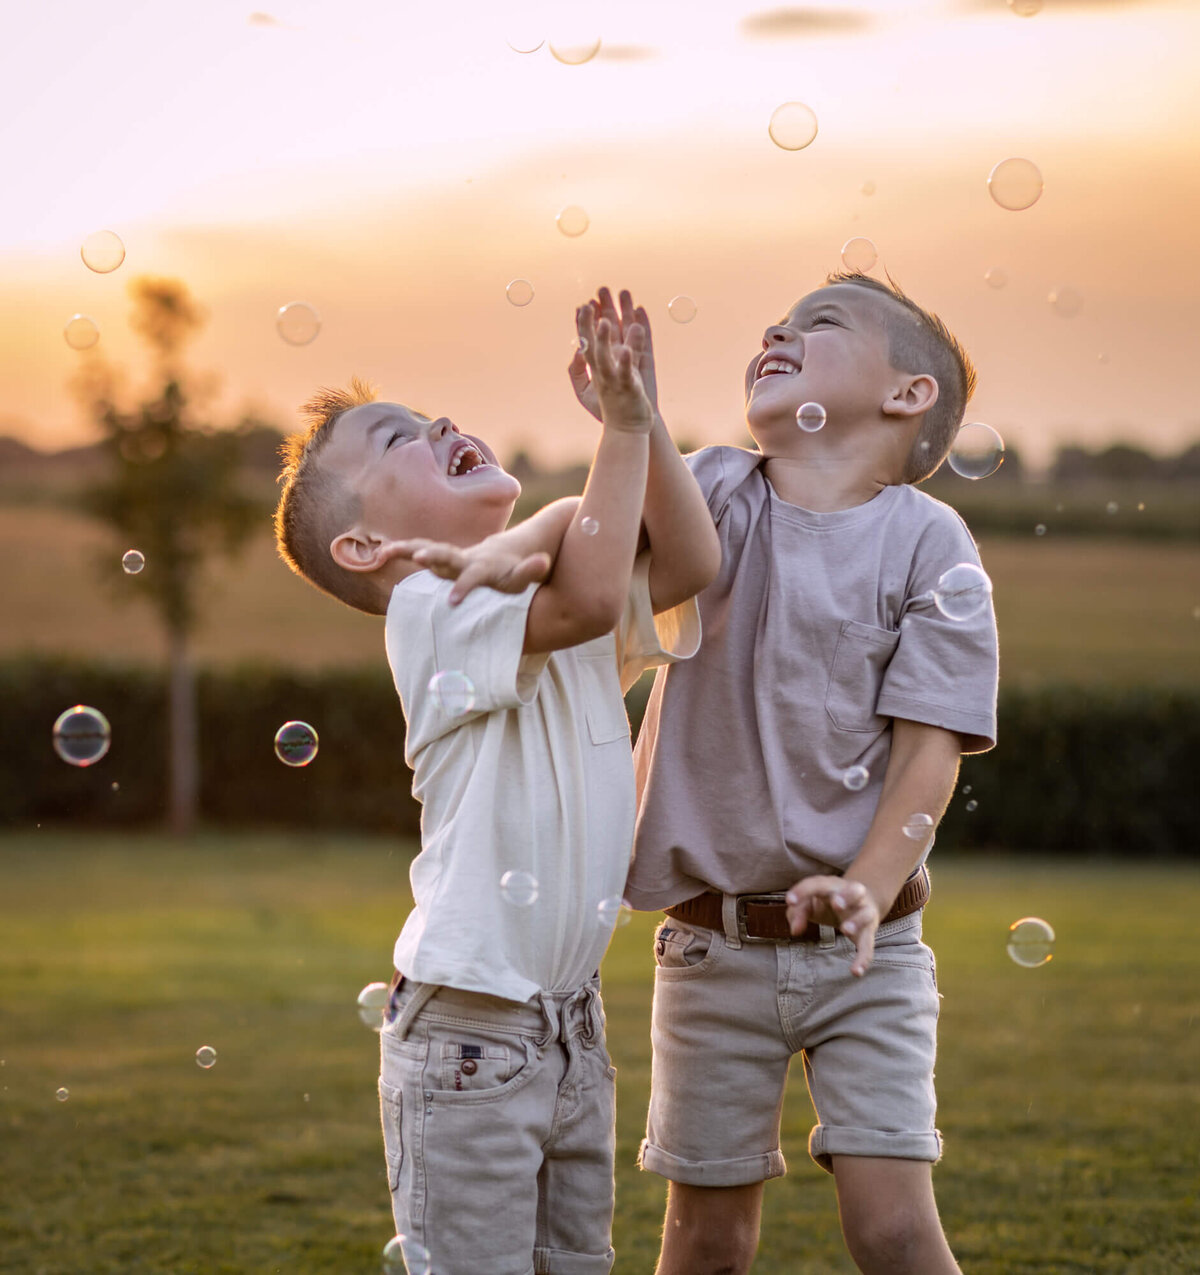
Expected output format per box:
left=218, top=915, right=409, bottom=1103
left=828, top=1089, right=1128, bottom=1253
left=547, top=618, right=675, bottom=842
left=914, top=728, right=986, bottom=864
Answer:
left=621, top=272, right=998, bottom=1274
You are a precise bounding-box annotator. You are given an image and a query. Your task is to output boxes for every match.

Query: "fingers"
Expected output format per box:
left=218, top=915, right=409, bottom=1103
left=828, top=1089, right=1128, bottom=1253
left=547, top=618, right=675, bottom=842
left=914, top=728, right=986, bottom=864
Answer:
left=785, top=877, right=880, bottom=976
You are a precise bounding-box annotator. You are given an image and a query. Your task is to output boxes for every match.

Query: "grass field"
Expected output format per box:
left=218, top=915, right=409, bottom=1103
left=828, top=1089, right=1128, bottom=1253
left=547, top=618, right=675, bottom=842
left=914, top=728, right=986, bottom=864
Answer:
left=2, top=504, right=1198, bottom=685
left=2, top=833, right=1198, bottom=1274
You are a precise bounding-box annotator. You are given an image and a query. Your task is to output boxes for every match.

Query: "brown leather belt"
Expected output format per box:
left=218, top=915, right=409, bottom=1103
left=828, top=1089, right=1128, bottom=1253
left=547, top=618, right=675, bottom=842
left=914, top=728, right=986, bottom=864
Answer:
left=663, top=865, right=930, bottom=944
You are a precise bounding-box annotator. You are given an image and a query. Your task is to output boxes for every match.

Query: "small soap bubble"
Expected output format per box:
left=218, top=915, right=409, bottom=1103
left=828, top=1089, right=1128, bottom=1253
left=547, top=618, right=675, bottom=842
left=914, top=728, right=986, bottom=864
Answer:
left=1035, top=523, right=1047, bottom=536
left=962, top=785, right=972, bottom=795
left=505, top=30, right=544, bottom=53
left=55, top=1087, right=69, bottom=1102
left=987, top=157, right=1043, bottom=211
left=1048, top=285, right=1083, bottom=318
left=195, top=1046, right=217, bottom=1069
left=1106, top=501, right=1119, bottom=515
left=80, top=229, right=126, bottom=273
left=64, top=314, right=100, bottom=350
left=52, top=706, right=111, bottom=767
left=1006, top=917, right=1055, bottom=968
left=111, top=781, right=120, bottom=791
left=356, top=982, right=390, bottom=1031
left=966, top=799, right=979, bottom=812
left=842, top=765, right=870, bottom=792
left=860, top=180, right=876, bottom=196
left=276, top=301, right=321, bottom=346
left=121, top=549, right=145, bottom=574
left=580, top=516, right=600, bottom=535
left=933, top=563, right=993, bottom=621
left=1007, top=0, right=1042, bottom=14
left=903, top=812, right=934, bottom=841
left=548, top=30, right=601, bottom=65
left=840, top=237, right=878, bottom=272
left=506, top=278, right=535, bottom=307
left=382, top=1234, right=433, bottom=1275
left=667, top=295, right=697, bottom=324
left=274, top=721, right=318, bottom=767
left=948, top=422, right=1005, bottom=479
left=556, top=205, right=590, bottom=237
left=428, top=670, right=477, bottom=716
left=796, top=402, right=826, bottom=433
left=768, top=101, right=818, bottom=151
left=597, top=896, right=633, bottom=929
left=500, top=870, right=539, bottom=907
left=984, top=267, right=1008, bottom=289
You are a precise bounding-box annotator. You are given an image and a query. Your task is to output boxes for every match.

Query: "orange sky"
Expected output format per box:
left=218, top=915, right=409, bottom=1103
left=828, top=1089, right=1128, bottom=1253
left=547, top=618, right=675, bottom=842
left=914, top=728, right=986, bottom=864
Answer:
left=2, top=0, right=1198, bottom=470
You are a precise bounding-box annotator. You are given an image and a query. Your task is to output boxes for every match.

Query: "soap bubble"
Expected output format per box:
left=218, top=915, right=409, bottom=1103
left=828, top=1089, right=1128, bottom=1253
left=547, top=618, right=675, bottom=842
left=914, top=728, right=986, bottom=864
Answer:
left=984, top=267, right=1008, bottom=289
left=382, top=1234, right=432, bottom=1275
left=903, top=812, right=934, bottom=841
left=796, top=402, right=826, bottom=433
left=1048, top=285, right=1083, bottom=318
left=356, top=982, right=390, bottom=1031
left=947, top=422, right=1005, bottom=479
left=933, top=563, right=993, bottom=621
left=55, top=1087, right=69, bottom=1102
left=1006, top=917, right=1054, bottom=968
left=769, top=101, right=818, bottom=151
left=1106, top=501, right=1119, bottom=515
left=52, top=706, right=111, bottom=767
left=121, top=549, right=145, bottom=574
left=195, top=1046, right=217, bottom=1069
left=64, top=314, right=100, bottom=350
left=548, top=30, right=601, bottom=65
left=274, top=721, right=318, bottom=767
left=987, top=157, right=1043, bottom=211
left=1007, top=0, right=1042, bottom=14
left=506, top=30, right=544, bottom=53
left=842, top=765, right=869, bottom=792
left=1035, top=524, right=1047, bottom=536
left=580, top=516, right=599, bottom=535
left=506, top=278, right=535, bottom=307
left=500, top=870, right=539, bottom=907
left=276, top=301, right=321, bottom=345
left=556, top=205, right=590, bottom=237
left=841, top=237, right=878, bottom=272
left=966, top=799, right=979, bottom=812
left=860, top=180, right=876, bottom=196
left=428, top=670, right=477, bottom=716
left=667, top=295, right=697, bottom=324
left=597, top=896, right=633, bottom=929
left=80, top=229, right=126, bottom=273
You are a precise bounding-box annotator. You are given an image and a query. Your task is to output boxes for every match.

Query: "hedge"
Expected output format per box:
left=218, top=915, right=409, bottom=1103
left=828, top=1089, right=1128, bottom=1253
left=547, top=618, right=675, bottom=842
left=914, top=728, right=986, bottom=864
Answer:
left=2, top=657, right=1195, bottom=855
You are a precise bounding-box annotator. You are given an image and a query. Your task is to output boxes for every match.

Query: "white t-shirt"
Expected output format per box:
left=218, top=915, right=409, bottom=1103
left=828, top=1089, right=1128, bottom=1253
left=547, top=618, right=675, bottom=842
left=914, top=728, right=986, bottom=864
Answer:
left=627, top=446, right=999, bottom=910
left=386, top=552, right=700, bottom=1002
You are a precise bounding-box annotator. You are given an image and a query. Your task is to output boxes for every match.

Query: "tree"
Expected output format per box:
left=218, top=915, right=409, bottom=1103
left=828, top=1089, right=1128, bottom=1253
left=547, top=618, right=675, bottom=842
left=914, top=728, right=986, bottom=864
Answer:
left=77, top=278, right=263, bottom=835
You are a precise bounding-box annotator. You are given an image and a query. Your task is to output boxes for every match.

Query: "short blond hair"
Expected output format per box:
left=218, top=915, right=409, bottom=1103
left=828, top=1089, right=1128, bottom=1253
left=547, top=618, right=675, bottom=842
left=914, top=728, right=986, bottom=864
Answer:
left=274, top=377, right=384, bottom=615
left=823, top=270, right=977, bottom=483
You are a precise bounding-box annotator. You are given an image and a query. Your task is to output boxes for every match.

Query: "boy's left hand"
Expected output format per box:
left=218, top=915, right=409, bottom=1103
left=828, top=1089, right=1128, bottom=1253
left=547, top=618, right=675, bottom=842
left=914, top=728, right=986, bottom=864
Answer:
left=785, top=876, right=881, bottom=977
left=570, top=287, right=660, bottom=421
left=391, top=537, right=551, bottom=606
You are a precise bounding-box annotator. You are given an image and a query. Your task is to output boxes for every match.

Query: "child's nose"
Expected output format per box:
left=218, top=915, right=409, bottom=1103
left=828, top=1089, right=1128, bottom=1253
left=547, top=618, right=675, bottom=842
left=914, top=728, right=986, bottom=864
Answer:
left=762, top=325, right=791, bottom=349
left=428, top=417, right=455, bottom=437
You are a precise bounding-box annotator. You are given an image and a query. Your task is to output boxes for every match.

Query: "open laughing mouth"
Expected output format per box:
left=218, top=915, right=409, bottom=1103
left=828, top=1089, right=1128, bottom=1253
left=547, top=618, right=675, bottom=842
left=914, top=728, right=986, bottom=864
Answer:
left=446, top=441, right=488, bottom=477
left=755, top=355, right=802, bottom=382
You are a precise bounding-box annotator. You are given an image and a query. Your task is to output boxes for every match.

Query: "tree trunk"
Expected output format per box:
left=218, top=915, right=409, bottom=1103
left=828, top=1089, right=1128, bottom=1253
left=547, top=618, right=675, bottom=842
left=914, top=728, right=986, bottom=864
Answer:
left=167, top=624, right=199, bottom=837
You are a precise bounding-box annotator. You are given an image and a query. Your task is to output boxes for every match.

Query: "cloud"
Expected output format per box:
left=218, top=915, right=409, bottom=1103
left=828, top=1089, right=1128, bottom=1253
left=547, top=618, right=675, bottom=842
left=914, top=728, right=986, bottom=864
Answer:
left=247, top=12, right=282, bottom=27
left=596, top=44, right=657, bottom=62
left=740, top=7, right=875, bottom=37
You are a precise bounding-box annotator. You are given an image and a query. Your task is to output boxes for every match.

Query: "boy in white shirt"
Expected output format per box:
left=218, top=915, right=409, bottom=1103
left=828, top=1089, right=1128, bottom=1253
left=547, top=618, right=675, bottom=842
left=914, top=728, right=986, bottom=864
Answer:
left=273, top=301, right=718, bottom=1275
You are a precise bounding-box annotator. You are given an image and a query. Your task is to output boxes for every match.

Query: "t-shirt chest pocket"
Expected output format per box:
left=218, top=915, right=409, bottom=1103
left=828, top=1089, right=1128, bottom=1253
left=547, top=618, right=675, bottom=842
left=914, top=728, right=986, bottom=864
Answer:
left=577, top=650, right=631, bottom=746
left=825, top=620, right=901, bottom=733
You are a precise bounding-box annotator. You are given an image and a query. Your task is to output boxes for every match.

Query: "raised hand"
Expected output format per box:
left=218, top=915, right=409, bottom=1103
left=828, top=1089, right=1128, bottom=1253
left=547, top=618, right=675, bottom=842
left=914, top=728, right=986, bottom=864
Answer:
left=569, top=287, right=659, bottom=422
left=386, top=537, right=552, bottom=606
left=575, top=299, right=653, bottom=435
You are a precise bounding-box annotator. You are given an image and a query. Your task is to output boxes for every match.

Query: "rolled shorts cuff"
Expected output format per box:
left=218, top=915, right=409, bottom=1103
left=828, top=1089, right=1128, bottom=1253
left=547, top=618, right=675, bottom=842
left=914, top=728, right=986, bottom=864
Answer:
left=808, top=1123, right=943, bottom=1174
left=638, top=1137, right=786, bottom=1187
left=533, top=1244, right=614, bottom=1274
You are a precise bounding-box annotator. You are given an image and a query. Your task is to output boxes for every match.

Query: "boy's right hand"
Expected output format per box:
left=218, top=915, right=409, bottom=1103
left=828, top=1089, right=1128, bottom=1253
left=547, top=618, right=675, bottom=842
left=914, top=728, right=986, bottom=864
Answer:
left=570, top=287, right=659, bottom=423
left=389, top=537, right=552, bottom=606
left=575, top=300, right=654, bottom=435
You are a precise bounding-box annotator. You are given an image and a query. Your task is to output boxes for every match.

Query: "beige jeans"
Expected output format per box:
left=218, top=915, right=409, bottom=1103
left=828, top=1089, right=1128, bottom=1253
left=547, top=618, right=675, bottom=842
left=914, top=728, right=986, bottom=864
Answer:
left=641, top=910, right=942, bottom=1186
left=380, top=976, right=616, bottom=1275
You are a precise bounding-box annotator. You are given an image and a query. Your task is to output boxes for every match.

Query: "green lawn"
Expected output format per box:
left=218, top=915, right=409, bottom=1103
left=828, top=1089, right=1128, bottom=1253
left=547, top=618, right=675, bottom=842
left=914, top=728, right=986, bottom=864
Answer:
left=2, top=834, right=1198, bottom=1274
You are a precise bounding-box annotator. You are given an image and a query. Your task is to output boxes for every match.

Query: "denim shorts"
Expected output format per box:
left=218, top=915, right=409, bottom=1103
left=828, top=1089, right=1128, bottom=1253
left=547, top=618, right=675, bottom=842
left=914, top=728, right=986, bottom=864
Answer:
left=379, top=976, right=616, bottom=1275
left=640, top=910, right=942, bottom=1186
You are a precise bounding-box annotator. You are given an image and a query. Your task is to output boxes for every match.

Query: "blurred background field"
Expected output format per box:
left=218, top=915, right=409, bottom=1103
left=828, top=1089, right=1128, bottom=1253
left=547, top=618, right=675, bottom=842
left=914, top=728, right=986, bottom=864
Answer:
left=2, top=833, right=1197, bottom=1275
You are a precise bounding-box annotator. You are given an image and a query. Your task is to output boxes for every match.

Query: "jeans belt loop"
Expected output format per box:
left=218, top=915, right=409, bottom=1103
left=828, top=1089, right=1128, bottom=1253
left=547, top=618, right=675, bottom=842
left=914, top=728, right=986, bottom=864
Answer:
left=721, top=892, right=744, bottom=950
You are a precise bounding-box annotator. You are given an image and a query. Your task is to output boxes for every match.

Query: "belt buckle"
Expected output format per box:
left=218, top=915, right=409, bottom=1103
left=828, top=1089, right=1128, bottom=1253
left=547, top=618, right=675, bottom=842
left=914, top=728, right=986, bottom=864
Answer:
left=735, top=892, right=790, bottom=943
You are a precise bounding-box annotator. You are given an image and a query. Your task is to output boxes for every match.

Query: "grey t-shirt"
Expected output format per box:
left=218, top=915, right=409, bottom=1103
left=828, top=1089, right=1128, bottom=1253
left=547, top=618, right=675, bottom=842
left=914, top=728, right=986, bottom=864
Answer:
left=625, top=446, right=999, bottom=911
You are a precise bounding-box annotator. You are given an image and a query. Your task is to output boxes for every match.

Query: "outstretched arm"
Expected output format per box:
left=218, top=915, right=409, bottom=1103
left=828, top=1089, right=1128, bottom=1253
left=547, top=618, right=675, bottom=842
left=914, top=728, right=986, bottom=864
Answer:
left=786, top=720, right=961, bottom=976
left=570, top=287, right=720, bottom=612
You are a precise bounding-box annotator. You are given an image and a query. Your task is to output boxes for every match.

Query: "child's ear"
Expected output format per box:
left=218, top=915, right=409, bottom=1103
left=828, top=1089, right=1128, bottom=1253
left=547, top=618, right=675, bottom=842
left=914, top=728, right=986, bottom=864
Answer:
left=883, top=373, right=938, bottom=420
left=330, top=528, right=389, bottom=574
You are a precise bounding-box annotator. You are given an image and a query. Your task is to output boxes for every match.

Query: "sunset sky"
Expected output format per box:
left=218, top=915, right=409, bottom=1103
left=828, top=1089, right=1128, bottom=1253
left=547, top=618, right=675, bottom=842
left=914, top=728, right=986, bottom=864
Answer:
left=2, top=0, right=1197, bottom=470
